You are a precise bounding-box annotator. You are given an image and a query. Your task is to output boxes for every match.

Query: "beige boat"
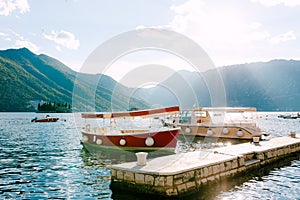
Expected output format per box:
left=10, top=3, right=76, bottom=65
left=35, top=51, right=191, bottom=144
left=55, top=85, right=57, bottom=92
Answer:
left=178, top=107, right=269, bottom=140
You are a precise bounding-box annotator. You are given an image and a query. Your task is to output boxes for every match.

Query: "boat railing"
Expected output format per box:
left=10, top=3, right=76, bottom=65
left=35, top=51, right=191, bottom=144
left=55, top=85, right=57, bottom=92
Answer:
left=93, top=127, right=108, bottom=134
left=223, top=122, right=257, bottom=126
left=120, top=129, right=149, bottom=134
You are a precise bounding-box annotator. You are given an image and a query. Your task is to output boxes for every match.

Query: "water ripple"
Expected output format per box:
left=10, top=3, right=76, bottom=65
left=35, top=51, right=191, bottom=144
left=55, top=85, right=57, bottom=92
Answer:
left=0, top=112, right=299, bottom=199
left=0, top=113, right=112, bottom=199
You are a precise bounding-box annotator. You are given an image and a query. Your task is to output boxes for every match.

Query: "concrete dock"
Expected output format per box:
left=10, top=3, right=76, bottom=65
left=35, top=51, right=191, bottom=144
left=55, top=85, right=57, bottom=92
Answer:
left=110, top=134, right=300, bottom=197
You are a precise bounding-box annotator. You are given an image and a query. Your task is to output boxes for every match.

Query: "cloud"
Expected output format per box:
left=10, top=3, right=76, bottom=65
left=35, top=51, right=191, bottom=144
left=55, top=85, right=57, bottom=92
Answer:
left=166, top=0, right=275, bottom=65
left=0, top=29, right=39, bottom=52
left=15, top=39, right=39, bottom=52
left=135, top=0, right=299, bottom=66
left=43, top=30, right=80, bottom=50
left=0, top=0, right=30, bottom=16
left=169, top=0, right=270, bottom=42
left=0, top=31, right=11, bottom=40
left=11, top=30, right=39, bottom=52
left=250, top=0, right=300, bottom=7
left=0, top=32, right=11, bottom=41
left=0, top=32, right=7, bottom=36
left=270, top=31, right=297, bottom=44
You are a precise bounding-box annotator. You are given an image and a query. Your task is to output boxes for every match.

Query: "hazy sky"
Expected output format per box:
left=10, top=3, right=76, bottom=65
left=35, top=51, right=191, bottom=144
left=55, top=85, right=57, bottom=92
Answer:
left=1, top=0, right=299, bottom=80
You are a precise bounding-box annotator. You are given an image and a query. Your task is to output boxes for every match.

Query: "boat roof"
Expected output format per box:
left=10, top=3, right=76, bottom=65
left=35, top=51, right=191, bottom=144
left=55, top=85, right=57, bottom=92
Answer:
left=81, top=106, right=180, bottom=118
left=195, top=107, right=257, bottom=112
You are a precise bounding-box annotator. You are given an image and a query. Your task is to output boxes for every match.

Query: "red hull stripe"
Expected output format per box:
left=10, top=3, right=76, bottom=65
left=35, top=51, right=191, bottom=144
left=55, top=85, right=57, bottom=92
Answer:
left=81, top=106, right=180, bottom=119
left=82, top=129, right=180, bottom=148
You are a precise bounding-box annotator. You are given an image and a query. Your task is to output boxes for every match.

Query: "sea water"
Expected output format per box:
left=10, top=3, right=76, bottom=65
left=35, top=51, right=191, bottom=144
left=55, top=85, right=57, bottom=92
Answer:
left=0, top=112, right=299, bottom=199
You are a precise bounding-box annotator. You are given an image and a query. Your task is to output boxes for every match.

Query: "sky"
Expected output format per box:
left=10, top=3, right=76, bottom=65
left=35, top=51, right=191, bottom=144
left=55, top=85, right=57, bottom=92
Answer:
left=1, top=0, right=300, bottom=81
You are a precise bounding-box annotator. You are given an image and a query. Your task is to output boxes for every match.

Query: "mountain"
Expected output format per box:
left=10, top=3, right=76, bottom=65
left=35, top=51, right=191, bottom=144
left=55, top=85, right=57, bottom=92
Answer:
left=138, top=60, right=300, bottom=111
left=220, top=60, right=300, bottom=111
left=0, top=48, right=148, bottom=112
left=1, top=48, right=299, bottom=112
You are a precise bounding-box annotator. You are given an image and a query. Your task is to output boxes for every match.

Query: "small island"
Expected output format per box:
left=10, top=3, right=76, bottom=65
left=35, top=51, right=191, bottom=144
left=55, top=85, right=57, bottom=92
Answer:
left=37, top=102, right=72, bottom=113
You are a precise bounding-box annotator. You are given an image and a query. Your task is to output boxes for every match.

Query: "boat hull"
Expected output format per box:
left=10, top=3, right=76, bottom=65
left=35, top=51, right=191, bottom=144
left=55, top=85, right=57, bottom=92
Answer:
left=32, top=118, right=59, bottom=122
left=81, top=128, right=180, bottom=152
left=180, top=125, right=265, bottom=140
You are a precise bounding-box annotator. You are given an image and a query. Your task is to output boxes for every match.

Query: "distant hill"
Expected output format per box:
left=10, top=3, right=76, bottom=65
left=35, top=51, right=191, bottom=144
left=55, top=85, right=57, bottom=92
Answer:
left=137, top=60, right=300, bottom=111
left=0, top=48, right=148, bottom=112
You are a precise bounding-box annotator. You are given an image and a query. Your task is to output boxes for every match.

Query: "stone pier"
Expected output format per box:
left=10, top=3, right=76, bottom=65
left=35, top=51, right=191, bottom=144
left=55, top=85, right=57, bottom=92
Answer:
left=110, top=134, right=300, bottom=197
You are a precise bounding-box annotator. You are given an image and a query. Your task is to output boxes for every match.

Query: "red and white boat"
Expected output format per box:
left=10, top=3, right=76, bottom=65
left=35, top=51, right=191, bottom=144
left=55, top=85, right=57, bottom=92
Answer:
left=80, top=106, right=180, bottom=152
left=31, top=115, right=59, bottom=122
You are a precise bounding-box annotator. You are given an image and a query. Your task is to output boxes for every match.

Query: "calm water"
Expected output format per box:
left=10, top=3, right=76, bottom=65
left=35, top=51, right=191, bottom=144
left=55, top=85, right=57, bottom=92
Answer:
left=0, top=112, right=299, bottom=199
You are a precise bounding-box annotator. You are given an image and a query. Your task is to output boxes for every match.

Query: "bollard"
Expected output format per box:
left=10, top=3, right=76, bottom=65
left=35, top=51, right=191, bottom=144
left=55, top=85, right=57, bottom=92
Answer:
left=290, top=131, right=296, bottom=138
left=253, top=137, right=260, bottom=144
left=136, top=152, right=148, bottom=166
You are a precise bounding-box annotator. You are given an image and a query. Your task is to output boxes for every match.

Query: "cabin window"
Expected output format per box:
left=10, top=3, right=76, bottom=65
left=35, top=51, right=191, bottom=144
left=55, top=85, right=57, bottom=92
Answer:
left=194, top=111, right=207, bottom=118
left=179, top=111, right=192, bottom=123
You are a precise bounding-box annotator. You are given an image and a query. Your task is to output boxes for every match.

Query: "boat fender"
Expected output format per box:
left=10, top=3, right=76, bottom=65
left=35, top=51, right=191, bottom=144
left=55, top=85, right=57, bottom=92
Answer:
left=207, top=129, right=213, bottom=136
left=85, top=124, right=91, bottom=132
left=185, top=127, right=191, bottom=133
left=119, top=138, right=126, bottom=146
left=145, top=137, right=155, bottom=146
left=82, top=136, right=89, bottom=143
left=96, top=138, right=102, bottom=145
left=222, top=128, right=229, bottom=134
left=237, top=129, right=243, bottom=137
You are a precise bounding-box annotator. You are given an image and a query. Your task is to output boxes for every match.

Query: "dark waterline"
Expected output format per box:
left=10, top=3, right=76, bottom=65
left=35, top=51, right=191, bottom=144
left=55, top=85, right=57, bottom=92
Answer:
left=0, top=112, right=300, bottom=199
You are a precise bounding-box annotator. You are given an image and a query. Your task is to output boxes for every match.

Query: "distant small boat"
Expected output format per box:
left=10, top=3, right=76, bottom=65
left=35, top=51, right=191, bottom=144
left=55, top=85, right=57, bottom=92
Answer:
left=282, top=115, right=298, bottom=119
left=31, top=115, right=59, bottom=122
left=278, top=113, right=300, bottom=119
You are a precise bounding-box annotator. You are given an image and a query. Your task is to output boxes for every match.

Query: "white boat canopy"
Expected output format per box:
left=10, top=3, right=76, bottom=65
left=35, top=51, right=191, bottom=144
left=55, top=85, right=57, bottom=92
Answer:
left=81, top=106, right=180, bottom=119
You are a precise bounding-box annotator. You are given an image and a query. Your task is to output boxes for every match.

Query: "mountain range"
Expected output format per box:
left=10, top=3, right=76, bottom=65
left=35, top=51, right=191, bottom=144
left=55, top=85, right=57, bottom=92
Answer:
left=0, top=48, right=299, bottom=112
left=138, top=60, right=300, bottom=111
